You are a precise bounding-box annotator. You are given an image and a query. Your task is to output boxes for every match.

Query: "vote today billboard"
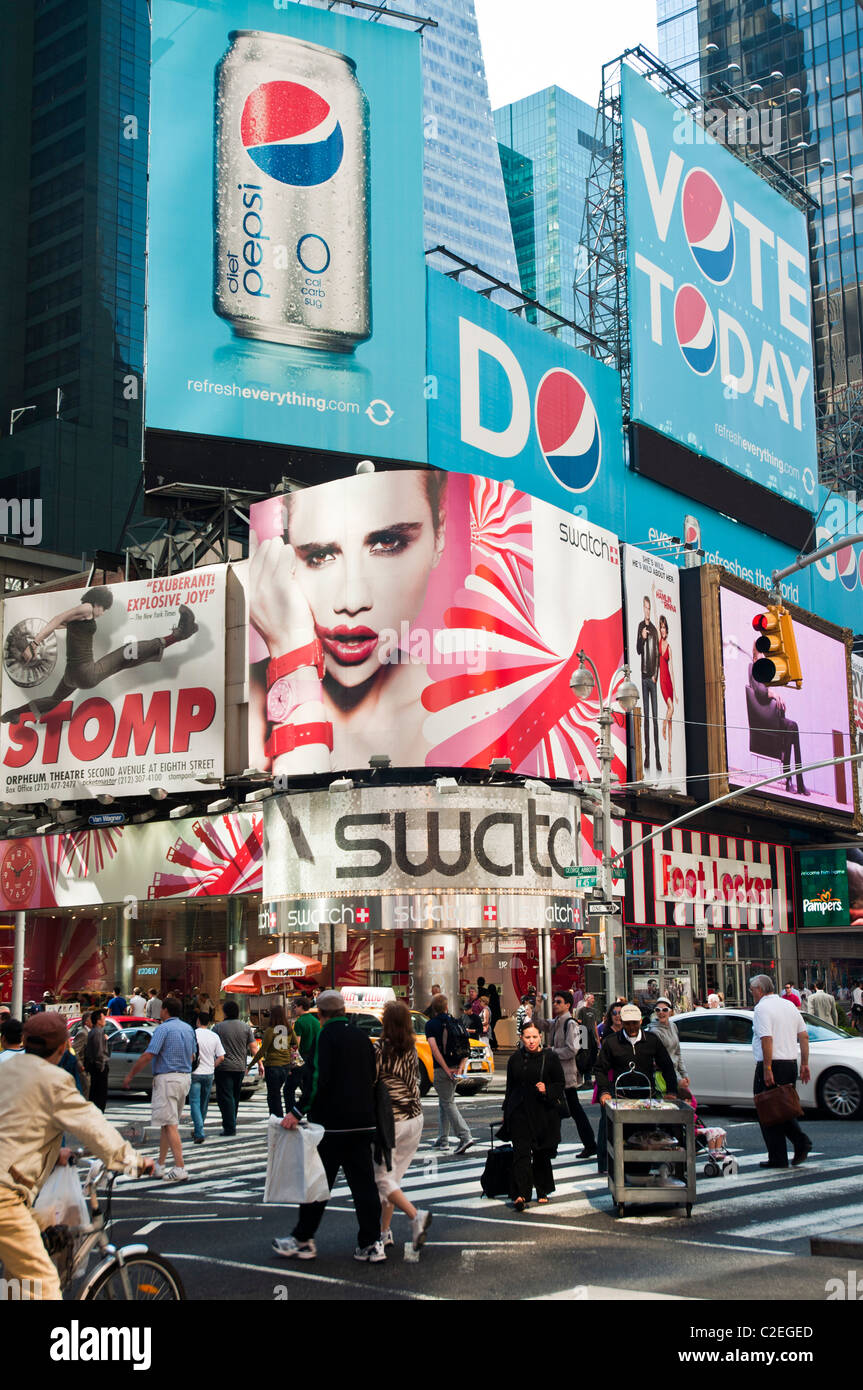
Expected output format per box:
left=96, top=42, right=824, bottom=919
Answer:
left=146, top=0, right=426, bottom=463
left=0, top=568, right=226, bottom=803
left=623, top=544, right=687, bottom=794
left=247, top=467, right=626, bottom=785
left=622, top=66, right=817, bottom=509
left=426, top=271, right=625, bottom=532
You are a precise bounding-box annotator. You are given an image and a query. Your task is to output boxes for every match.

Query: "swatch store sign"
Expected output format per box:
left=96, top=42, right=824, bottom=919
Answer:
left=261, top=784, right=614, bottom=900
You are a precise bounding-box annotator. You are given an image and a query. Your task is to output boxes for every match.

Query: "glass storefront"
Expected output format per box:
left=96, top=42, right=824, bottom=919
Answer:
left=625, top=924, right=795, bottom=1009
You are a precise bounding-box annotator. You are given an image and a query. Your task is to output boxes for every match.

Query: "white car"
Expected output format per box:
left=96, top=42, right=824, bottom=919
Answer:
left=673, top=1008, right=863, bottom=1120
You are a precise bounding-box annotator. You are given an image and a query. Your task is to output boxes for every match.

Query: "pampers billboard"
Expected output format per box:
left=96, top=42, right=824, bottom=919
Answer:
left=146, top=0, right=426, bottom=463
left=622, top=66, right=816, bottom=509
left=426, top=272, right=625, bottom=531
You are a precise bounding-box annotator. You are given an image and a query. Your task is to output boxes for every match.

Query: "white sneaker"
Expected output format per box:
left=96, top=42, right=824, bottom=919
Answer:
left=382, top=1228, right=394, bottom=1248
left=272, top=1236, right=317, bottom=1260
left=411, top=1209, right=432, bottom=1250
left=162, top=1166, right=189, bottom=1183
left=354, top=1240, right=387, bottom=1263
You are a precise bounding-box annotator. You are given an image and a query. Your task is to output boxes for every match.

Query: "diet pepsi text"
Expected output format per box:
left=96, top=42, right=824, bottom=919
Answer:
left=214, top=30, right=371, bottom=352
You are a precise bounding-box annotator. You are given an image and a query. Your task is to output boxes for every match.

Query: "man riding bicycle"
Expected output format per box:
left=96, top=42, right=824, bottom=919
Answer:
left=0, top=1011, right=153, bottom=1300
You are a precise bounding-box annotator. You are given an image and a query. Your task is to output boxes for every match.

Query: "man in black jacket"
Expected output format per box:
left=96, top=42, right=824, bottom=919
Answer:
left=595, top=1003, right=678, bottom=1103
left=636, top=596, right=661, bottom=772
left=272, top=990, right=384, bottom=1264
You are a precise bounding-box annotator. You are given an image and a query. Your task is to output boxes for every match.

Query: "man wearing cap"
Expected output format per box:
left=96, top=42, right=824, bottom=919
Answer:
left=0, top=1011, right=152, bottom=1300
left=273, top=989, right=384, bottom=1265
left=595, top=1003, right=678, bottom=1106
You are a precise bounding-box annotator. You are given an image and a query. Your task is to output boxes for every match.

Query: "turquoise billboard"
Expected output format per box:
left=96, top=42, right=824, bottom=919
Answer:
left=426, top=272, right=626, bottom=532
left=147, top=0, right=426, bottom=462
left=622, top=67, right=817, bottom=510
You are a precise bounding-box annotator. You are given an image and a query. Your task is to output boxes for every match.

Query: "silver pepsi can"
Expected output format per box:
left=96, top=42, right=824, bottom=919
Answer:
left=214, top=30, right=371, bottom=352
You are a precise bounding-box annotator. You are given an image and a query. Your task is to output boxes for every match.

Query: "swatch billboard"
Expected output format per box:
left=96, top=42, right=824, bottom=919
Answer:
left=426, top=272, right=625, bottom=532
left=719, top=584, right=854, bottom=815
left=247, top=468, right=625, bottom=786
left=0, top=568, right=226, bottom=804
left=622, top=66, right=816, bottom=509
left=147, top=0, right=426, bottom=463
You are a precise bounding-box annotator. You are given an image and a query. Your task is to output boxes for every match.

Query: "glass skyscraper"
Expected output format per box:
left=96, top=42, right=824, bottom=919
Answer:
left=656, top=0, right=863, bottom=484
left=0, top=0, right=148, bottom=558
left=494, top=87, right=600, bottom=334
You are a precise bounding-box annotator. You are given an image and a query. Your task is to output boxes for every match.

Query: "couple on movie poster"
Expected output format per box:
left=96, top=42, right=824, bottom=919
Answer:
left=624, top=546, right=687, bottom=794
left=247, top=468, right=626, bottom=782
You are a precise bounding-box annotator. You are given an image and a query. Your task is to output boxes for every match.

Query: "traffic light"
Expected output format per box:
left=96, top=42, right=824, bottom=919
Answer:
left=751, top=604, right=802, bottom=688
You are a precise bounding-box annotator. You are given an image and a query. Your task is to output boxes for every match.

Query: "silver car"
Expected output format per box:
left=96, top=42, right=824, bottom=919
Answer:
left=674, top=1008, right=863, bottom=1120
left=106, top=1026, right=261, bottom=1098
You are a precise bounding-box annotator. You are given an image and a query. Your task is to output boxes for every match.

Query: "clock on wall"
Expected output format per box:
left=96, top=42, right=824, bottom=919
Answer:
left=1, top=842, right=38, bottom=907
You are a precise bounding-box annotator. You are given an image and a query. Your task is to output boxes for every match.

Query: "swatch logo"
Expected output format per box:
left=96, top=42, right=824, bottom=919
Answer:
left=534, top=369, right=602, bottom=493
left=682, top=168, right=735, bottom=284
left=240, top=81, right=344, bottom=186
left=674, top=284, right=717, bottom=375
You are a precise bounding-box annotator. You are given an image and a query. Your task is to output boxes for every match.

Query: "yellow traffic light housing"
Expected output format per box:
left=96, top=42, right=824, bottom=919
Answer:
left=751, top=604, right=802, bottom=688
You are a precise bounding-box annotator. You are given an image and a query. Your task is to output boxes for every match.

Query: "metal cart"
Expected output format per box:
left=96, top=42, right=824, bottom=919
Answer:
left=605, top=1085, right=696, bottom=1219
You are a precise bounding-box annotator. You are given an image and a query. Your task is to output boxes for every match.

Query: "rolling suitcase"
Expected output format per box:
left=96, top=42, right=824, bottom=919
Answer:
left=480, top=1124, right=513, bottom=1198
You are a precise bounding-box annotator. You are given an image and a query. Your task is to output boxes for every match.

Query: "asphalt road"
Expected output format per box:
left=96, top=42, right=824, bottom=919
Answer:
left=99, top=1077, right=863, bottom=1304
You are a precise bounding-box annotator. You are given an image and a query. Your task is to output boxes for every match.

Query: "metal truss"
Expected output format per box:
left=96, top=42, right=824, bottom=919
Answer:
left=817, top=383, right=863, bottom=492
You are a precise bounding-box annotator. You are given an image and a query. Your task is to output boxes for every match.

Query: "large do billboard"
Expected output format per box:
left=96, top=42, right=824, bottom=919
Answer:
left=427, top=272, right=625, bottom=531
left=719, top=585, right=854, bottom=814
left=622, top=67, right=816, bottom=508
left=1, top=569, right=226, bottom=803
left=248, top=469, right=626, bottom=783
left=623, top=544, right=687, bottom=794
left=147, top=1, right=426, bottom=463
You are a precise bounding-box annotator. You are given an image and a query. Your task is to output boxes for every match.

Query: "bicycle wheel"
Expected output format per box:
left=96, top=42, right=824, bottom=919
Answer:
left=84, top=1252, right=186, bottom=1301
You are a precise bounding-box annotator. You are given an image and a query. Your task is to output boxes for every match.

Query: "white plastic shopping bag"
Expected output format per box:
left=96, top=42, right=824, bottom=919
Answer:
left=33, top=1162, right=89, bottom=1231
left=264, top=1117, right=330, bottom=1205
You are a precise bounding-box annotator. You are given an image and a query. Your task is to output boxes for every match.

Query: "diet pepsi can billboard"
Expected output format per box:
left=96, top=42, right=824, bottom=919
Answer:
left=147, top=1, right=426, bottom=464
left=622, top=67, right=817, bottom=509
left=426, top=271, right=625, bottom=531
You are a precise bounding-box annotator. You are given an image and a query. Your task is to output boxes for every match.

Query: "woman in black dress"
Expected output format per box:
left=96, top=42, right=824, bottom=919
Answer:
left=3, top=586, right=198, bottom=724
left=502, top=1021, right=565, bottom=1211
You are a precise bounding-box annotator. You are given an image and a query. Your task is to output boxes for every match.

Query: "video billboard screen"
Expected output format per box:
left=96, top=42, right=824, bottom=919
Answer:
left=426, top=272, right=625, bottom=532
left=622, top=66, right=816, bottom=509
left=0, top=568, right=226, bottom=803
left=719, top=585, right=853, bottom=813
left=797, top=847, right=863, bottom=928
left=623, top=545, right=687, bottom=794
left=248, top=469, right=625, bottom=780
left=854, top=654, right=863, bottom=814
left=147, top=0, right=426, bottom=464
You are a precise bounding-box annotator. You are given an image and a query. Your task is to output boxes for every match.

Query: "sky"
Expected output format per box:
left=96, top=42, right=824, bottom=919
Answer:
left=474, top=0, right=659, bottom=110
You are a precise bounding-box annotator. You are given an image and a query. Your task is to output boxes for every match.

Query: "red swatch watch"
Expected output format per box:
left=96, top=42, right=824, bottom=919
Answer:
left=267, top=638, right=325, bottom=687
left=265, top=721, right=333, bottom=761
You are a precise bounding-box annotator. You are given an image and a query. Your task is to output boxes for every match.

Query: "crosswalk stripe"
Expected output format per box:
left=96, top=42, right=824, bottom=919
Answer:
left=721, top=1200, right=863, bottom=1242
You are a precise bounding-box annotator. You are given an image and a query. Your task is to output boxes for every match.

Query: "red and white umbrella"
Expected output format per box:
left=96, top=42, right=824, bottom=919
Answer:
left=221, top=952, right=323, bottom=994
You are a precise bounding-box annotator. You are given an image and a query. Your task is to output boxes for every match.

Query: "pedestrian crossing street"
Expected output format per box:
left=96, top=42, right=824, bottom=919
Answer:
left=112, top=1090, right=863, bottom=1254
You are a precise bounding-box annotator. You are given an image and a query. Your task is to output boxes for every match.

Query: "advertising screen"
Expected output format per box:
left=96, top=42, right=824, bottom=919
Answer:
left=426, top=271, right=625, bottom=532
left=854, top=653, right=863, bottom=813
left=248, top=468, right=626, bottom=781
left=622, top=66, right=816, bottom=508
left=719, top=586, right=853, bottom=813
left=797, top=848, right=860, bottom=929
left=1, top=568, right=226, bottom=803
left=147, top=0, right=426, bottom=464
left=623, top=545, right=687, bottom=793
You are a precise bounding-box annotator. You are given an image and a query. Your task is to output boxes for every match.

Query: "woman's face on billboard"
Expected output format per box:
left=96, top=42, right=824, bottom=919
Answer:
left=287, top=472, right=445, bottom=688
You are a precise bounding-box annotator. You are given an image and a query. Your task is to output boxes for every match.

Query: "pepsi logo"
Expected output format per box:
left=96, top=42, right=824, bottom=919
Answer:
left=534, top=369, right=602, bottom=493
left=682, top=168, right=735, bottom=285
left=240, top=81, right=343, bottom=186
left=836, top=543, right=858, bottom=592
left=674, top=285, right=717, bottom=375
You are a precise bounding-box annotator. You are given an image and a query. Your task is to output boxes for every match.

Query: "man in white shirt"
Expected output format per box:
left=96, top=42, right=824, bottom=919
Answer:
left=189, top=1011, right=225, bottom=1144
left=145, top=989, right=163, bottom=1021
left=749, top=974, right=811, bottom=1170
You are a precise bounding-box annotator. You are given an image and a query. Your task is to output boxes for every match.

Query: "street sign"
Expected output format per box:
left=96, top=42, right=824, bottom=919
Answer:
left=694, top=923, right=709, bottom=939
left=563, top=866, right=597, bottom=884
left=88, top=812, right=126, bottom=827
left=610, top=863, right=628, bottom=880
left=586, top=901, right=614, bottom=917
